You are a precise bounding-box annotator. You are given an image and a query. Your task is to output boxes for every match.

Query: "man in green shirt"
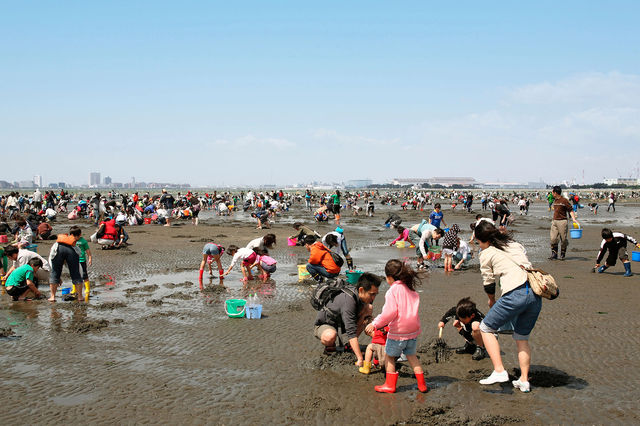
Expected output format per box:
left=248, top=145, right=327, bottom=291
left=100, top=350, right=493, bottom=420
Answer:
left=4, top=258, right=43, bottom=301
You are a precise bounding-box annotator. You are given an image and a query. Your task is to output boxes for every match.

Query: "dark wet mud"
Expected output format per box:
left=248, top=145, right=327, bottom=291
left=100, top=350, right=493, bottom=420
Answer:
left=1, top=202, right=639, bottom=423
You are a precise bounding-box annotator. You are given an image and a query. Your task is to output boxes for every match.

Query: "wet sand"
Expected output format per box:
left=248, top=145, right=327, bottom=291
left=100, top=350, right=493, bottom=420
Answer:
left=1, top=202, right=639, bottom=424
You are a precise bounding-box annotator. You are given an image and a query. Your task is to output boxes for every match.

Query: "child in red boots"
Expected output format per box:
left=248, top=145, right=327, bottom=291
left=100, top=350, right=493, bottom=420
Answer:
left=365, top=259, right=427, bottom=393
left=359, top=325, right=388, bottom=374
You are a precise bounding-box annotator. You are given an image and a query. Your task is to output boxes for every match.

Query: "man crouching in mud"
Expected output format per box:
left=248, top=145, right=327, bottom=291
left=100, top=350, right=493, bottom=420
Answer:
left=314, top=273, right=381, bottom=367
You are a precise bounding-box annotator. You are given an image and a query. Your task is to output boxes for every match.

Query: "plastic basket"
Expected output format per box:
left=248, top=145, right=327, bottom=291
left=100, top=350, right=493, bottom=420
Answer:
left=395, top=241, right=406, bottom=248
left=570, top=228, right=582, bottom=239
left=246, top=304, right=263, bottom=319
left=632, top=251, right=640, bottom=262
left=345, top=270, right=364, bottom=285
left=287, top=237, right=297, bottom=246
left=225, top=299, right=247, bottom=318
left=298, top=264, right=311, bottom=281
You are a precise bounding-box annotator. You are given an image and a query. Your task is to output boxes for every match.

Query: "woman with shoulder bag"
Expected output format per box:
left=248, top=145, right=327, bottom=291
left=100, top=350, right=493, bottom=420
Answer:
left=475, top=221, right=542, bottom=393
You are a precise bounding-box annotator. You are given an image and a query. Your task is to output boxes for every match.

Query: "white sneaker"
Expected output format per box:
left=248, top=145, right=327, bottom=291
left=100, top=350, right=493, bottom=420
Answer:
left=512, top=379, right=531, bottom=393
left=397, top=353, right=408, bottom=362
left=479, top=370, right=509, bottom=385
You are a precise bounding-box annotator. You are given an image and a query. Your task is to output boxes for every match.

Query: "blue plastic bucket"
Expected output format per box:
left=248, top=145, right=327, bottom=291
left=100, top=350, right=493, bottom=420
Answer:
left=246, top=304, right=263, bottom=319
left=61, top=287, right=71, bottom=295
left=384, top=223, right=390, bottom=228
left=632, top=251, right=640, bottom=262
left=346, top=270, right=364, bottom=285
left=570, top=228, right=582, bottom=239
left=26, top=244, right=38, bottom=253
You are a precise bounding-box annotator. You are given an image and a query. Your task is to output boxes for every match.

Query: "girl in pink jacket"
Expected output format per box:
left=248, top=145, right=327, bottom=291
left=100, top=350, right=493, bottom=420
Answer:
left=365, top=259, right=427, bottom=393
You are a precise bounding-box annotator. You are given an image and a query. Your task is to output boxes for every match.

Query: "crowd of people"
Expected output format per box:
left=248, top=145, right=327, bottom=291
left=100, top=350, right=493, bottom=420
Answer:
left=1, top=185, right=638, bottom=397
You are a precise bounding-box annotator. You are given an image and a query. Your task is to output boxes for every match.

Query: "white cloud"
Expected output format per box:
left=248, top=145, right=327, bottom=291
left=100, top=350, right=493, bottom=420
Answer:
left=408, top=72, right=640, bottom=182
left=508, top=72, right=640, bottom=107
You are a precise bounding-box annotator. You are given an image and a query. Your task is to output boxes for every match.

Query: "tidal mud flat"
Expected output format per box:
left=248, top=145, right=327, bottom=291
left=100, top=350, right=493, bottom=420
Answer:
left=1, top=202, right=639, bottom=424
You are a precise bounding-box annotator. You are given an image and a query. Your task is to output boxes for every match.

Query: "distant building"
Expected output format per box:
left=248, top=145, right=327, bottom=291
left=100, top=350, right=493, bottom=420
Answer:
left=0, top=180, right=12, bottom=189
left=18, top=180, right=34, bottom=188
left=89, top=172, right=101, bottom=187
left=33, top=175, right=42, bottom=187
left=392, top=177, right=478, bottom=187
left=345, top=179, right=373, bottom=188
left=58, top=182, right=66, bottom=189
left=104, top=176, right=112, bottom=185
left=603, top=177, right=640, bottom=185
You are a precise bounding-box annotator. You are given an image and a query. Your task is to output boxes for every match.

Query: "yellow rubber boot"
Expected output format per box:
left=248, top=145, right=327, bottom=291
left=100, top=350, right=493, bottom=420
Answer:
left=359, top=361, right=372, bottom=375
left=84, top=281, right=91, bottom=301
left=70, top=284, right=77, bottom=295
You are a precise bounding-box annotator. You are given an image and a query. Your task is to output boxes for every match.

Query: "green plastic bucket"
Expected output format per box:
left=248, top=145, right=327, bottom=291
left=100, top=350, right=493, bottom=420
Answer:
left=225, top=299, right=247, bottom=318
left=429, top=245, right=442, bottom=253
left=345, top=270, right=364, bottom=285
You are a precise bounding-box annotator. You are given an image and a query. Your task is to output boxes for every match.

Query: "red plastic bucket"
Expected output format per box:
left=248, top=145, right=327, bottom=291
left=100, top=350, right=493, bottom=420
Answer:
left=0, top=235, right=8, bottom=243
left=144, top=217, right=152, bottom=224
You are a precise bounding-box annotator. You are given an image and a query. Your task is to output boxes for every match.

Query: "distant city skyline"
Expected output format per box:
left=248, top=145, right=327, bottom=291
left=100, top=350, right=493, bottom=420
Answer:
left=1, top=2, right=638, bottom=186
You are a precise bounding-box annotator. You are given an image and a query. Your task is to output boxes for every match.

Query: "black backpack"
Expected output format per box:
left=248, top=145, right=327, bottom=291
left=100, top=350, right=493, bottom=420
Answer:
left=330, top=251, right=344, bottom=267
left=310, top=278, right=356, bottom=323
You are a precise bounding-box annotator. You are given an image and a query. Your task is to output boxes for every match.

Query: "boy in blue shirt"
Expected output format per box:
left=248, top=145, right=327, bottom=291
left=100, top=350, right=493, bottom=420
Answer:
left=429, top=203, right=447, bottom=229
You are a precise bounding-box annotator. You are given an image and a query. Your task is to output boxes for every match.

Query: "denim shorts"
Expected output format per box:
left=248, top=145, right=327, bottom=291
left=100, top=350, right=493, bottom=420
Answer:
left=385, top=337, right=417, bottom=357
left=202, top=244, right=220, bottom=256
left=480, top=282, right=542, bottom=340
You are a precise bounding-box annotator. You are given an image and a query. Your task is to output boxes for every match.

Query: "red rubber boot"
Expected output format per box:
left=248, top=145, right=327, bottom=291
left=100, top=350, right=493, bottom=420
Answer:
left=415, top=372, right=428, bottom=393
left=198, top=269, right=204, bottom=281
left=375, top=371, right=398, bottom=393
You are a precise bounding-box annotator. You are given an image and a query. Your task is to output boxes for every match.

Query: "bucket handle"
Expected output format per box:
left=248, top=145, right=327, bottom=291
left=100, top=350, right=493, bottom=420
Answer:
left=225, top=301, right=246, bottom=317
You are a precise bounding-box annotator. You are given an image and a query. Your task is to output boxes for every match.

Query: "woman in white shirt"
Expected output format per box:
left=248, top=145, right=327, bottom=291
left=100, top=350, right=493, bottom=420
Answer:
left=475, top=221, right=542, bottom=393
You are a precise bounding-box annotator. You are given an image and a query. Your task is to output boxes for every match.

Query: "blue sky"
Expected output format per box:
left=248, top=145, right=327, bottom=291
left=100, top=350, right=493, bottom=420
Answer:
left=1, top=1, right=639, bottom=187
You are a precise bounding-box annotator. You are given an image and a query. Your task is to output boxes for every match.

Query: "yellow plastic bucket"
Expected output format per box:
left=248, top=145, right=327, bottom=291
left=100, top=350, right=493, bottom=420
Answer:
left=396, top=240, right=406, bottom=248
left=298, top=264, right=311, bottom=281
